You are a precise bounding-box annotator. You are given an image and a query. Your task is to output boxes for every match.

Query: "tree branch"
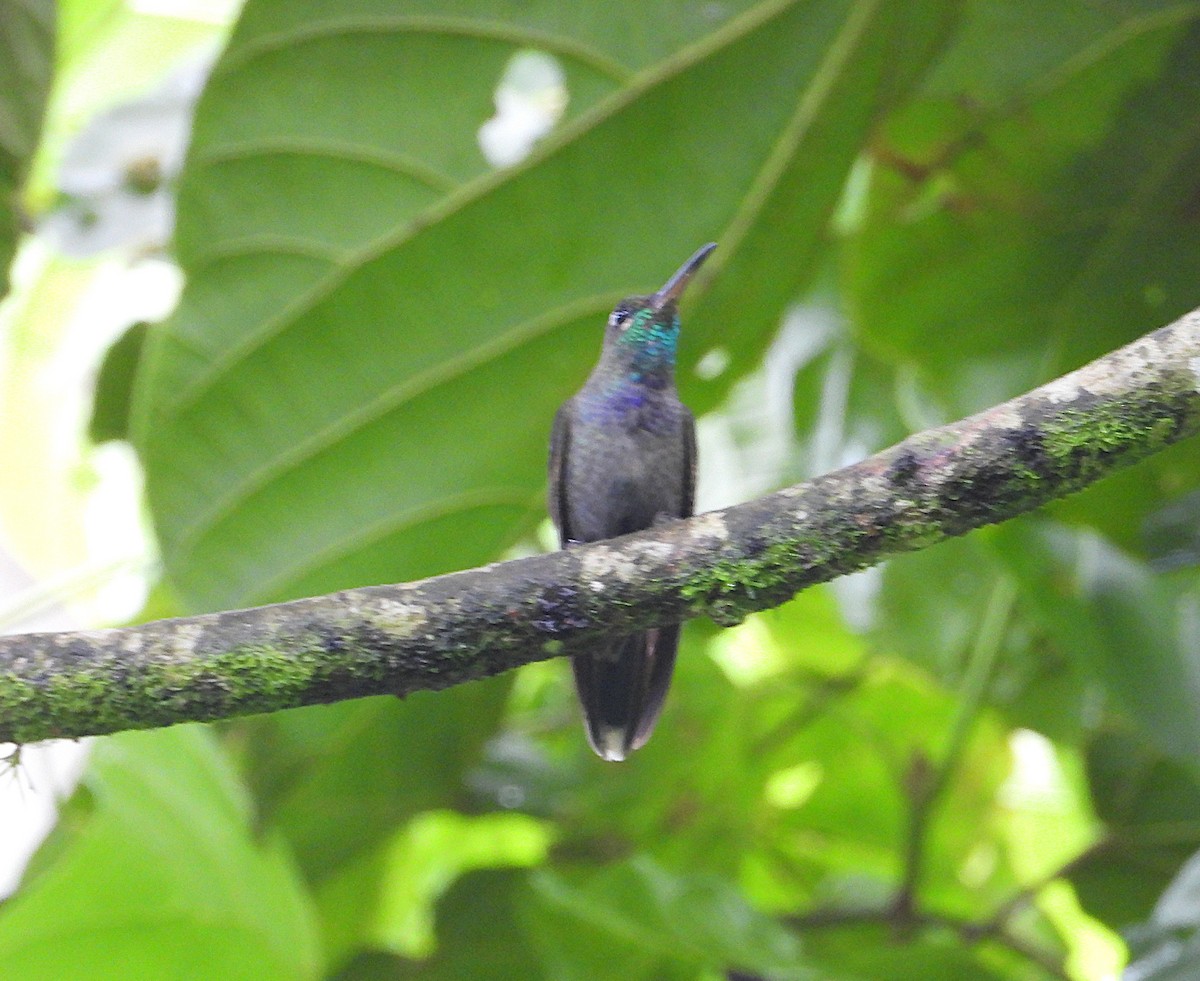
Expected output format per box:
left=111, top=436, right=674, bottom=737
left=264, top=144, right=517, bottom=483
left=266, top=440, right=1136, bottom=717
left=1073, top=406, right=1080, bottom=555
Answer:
left=2, top=309, right=1199, bottom=743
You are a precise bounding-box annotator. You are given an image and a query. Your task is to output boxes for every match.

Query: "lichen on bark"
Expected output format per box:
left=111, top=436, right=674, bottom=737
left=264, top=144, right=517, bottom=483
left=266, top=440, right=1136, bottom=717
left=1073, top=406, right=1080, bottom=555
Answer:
left=1, top=308, right=1199, bottom=744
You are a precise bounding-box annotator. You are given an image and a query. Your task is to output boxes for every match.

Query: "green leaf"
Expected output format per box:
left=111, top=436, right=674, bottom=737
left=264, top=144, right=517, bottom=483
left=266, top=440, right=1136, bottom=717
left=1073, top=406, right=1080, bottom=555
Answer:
left=1088, top=569, right=1200, bottom=776
left=1069, top=728, right=1200, bottom=928
left=0, top=727, right=319, bottom=981
left=875, top=531, right=1088, bottom=740
left=800, top=923, right=1022, bottom=981
left=732, top=663, right=1024, bottom=920
left=315, top=809, right=550, bottom=970
left=789, top=338, right=912, bottom=483
left=478, top=629, right=766, bottom=864
left=89, top=320, right=149, bottom=443
left=525, top=857, right=814, bottom=980
left=55, top=0, right=123, bottom=71
left=1143, top=487, right=1200, bottom=571
left=720, top=583, right=866, bottom=679
left=331, top=869, right=558, bottom=980
left=133, top=0, right=961, bottom=612
left=384, top=869, right=550, bottom=981
left=682, top=3, right=963, bottom=409
left=876, top=537, right=1002, bottom=680
left=992, top=523, right=1200, bottom=778
left=235, top=676, right=511, bottom=881
left=0, top=0, right=54, bottom=297
left=843, top=11, right=1200, bottom=551
left=919, top=0, right=1195, bottom=106
left=846, top=5, right=1200, bottom=396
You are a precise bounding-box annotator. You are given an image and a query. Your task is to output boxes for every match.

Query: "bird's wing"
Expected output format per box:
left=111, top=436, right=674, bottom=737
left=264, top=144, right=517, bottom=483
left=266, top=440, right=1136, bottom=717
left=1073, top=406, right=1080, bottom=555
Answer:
left=547, top=400, right=574, bottom=544
left=681, top=406, right=697, bottom=518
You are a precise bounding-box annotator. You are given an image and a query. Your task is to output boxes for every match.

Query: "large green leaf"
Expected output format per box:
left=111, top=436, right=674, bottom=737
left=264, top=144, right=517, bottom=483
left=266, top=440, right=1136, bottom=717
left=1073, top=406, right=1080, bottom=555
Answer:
left=1068, top=728, right=1200, bottom=928
left=766, top=665, right=1025, bottom=919
left=315, top=809, right=549, bottom=973
left=992, top=523, right=1200, bottom=778
left=382, top=869, right=550, bottom=980
left=134, top=0, right=961, bottom=612
left=89, top=320, right=149, bottom=443
left=846, top=4, right=1200, bottom=393
left=799, top=923, right=1026, bottom=981
left=471, top=629, right=768, bottom=867
left=524, top=857, right=814, bottom=980
left=0, top=0, right=53, bottom=297
left=236, top=677, right=511, bottom=881
left=789, top=338, right=912, bottom=483
left=0, top=727, right=319, bottom=980
left=877, top=531, right=1089, bottom=740
left=919, top=0, right=1196, bottom=106
left=842, top=9, right=1200, bottom=550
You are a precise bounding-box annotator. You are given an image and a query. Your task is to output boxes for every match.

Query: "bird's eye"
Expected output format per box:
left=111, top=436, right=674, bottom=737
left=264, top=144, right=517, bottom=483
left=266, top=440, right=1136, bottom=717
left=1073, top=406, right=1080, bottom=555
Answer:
left=609, top=308, right=631, bottom=329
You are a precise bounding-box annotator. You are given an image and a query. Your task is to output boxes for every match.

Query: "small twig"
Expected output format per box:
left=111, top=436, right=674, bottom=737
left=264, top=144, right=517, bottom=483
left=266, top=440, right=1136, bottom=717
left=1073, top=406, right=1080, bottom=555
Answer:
left=980, top=836, right=1114, bottom=933
left=782, top=828, right=1200, bottom=979
left=915, top=910, right=1071, bottom=981
left=789, top=578, right=1079, bottom=977
left=786, top=903, right=1071, bottom=980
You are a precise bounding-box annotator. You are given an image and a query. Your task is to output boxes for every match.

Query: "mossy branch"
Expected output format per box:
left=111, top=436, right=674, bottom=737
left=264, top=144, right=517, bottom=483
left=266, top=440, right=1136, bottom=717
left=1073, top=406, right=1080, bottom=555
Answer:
left=3, top=309, right=1200, bottom=744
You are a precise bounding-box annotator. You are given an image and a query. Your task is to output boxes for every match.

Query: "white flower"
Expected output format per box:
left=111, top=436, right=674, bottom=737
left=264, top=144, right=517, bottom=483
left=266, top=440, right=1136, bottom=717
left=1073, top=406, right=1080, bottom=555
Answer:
left=478, top=50, right=568, bottom=168
left=40, top=49, right=214, bottom=257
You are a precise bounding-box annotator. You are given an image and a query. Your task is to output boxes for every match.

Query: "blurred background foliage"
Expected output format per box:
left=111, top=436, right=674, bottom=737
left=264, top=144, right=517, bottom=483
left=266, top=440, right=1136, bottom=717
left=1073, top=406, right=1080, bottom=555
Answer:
left=2, top=0, right=1200, bottom=978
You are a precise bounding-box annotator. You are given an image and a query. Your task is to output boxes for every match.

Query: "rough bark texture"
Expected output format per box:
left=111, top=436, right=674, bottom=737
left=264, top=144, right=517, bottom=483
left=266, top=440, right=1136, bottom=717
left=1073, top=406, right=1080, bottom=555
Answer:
left=3, top=309, right=1200, bottom=744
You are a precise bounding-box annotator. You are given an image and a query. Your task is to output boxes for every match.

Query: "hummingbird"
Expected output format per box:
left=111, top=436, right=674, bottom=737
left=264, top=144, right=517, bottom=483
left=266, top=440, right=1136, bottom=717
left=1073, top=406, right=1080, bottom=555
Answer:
left=547, top=243, right=716, bottom=761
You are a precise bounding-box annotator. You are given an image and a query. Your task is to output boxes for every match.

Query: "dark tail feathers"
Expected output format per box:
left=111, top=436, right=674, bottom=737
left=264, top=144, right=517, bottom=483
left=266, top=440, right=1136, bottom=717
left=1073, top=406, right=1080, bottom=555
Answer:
left=571, top=626, right=680, bottom=761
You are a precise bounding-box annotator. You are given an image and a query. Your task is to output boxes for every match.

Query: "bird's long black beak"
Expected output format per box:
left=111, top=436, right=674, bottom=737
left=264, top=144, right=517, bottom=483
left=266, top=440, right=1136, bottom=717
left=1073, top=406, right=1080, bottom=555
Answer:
left=651, top=242, right=717, bottom=311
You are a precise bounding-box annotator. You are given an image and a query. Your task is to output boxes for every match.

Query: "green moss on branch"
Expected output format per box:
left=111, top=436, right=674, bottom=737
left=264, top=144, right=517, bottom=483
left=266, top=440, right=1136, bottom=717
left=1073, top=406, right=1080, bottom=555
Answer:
left=1, top=309, right=1199, bottom=743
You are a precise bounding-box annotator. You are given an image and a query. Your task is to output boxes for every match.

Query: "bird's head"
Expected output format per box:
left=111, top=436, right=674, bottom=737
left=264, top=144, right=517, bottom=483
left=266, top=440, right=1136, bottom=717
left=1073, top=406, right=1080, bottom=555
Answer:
left=601, top=243, right=716, bottom=376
